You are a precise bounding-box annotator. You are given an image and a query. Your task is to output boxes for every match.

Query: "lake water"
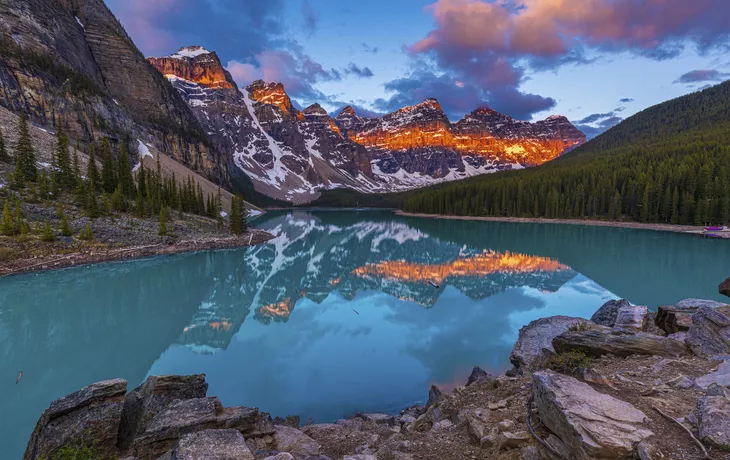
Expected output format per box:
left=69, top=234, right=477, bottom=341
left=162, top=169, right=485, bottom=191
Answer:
left=1, top=210, right=728, bottom=458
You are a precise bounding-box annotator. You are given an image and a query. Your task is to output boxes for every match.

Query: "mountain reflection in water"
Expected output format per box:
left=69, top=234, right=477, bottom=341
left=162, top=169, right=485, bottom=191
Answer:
left=1, top=210, right=728, bottom=460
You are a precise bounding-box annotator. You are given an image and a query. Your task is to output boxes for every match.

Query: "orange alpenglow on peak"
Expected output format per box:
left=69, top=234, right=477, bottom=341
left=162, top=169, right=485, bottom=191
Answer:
left=147, top=46, right=235, bottom=89
left=351, top=251, right=568, bottom=285
left=247, top=80, right=294, bottom=115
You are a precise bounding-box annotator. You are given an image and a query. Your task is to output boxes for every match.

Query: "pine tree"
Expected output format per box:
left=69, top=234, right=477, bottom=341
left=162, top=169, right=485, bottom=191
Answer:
left=158, top=206, right=168, bottom=236
left=229, top=195, right=242, bottom=235
left=40, top=219, right=56, bottom=242
left=111, top=183, right=127, bottom=212
left=87, top=145, right=100, bottom=190
left=86, top=177, right=99, bottom=218
left=0, top=201, right=14, bottom=236
left=60, top=211, right=72, bottom=237
left=55, top=121, right=73, bottom=188
left=79, top=223, right=93, bottom=241
left=0, top=126, right=8, bottom=163
left=135, top=187, right=145, bottom=218
left=39, top=171, right=50, bottom=200
left=117, top=143, right=135, bottom=197
left=14, top=112, right=37, bottom=183
left=100, top=137, right=116, bottom=193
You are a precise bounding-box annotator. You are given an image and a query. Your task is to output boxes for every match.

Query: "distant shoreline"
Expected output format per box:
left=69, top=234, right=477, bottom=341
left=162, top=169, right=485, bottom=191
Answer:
left=395, top=210, right=730, bottom=239
left=0, top=230, right=275, bottom=278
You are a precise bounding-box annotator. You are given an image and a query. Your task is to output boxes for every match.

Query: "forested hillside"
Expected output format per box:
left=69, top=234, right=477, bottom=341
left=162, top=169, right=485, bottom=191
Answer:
left=402, top=81, right=730, bottom=226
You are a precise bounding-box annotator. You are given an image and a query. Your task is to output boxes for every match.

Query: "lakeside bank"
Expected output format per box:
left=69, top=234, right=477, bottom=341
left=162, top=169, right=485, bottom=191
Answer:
left=395, top=210, right=730, bottom=239
left=0, top=229, right=275, bottom=277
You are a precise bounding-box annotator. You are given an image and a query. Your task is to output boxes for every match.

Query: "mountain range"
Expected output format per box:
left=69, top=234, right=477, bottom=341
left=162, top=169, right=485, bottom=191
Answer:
left=148, top=46, right=586, bottom=203
left=0, top=1, right=584, bottom=205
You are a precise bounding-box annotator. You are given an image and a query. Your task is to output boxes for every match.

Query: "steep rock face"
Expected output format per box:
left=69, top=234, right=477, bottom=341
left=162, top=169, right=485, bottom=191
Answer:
left=0, top=0, right=225, bottom=183
left=148, top=45, right=585, bottom=203
left=148, top=47, right=235, bottom=89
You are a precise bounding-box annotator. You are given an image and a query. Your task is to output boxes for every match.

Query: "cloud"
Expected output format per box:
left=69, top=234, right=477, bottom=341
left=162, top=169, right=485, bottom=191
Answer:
left=573, top=111, right=624, bottom=139
left=301, top=0, right=318, bottom=36
left=674, top=69, right=730, bottom=84
left=343, top=63, right=374, bottom=78
left=107, top=0, right=287, bottom=58
left=329, top=104, right=385, bottom=118
left=391, top=0, right=730, bottom=120
left=227, top=46, right=341, bottom=101
left=619, top=98, right=634, bottom=103
left=361, top=43, right=379, bottom=54
left=108, top=0, right=338, bottom=104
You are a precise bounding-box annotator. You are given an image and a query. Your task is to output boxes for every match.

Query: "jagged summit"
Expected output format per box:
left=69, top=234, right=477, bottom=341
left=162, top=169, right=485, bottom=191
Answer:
left=338, top=106, right=358, bottom=117
left=246, top=80, right=294, bottom=115
left=147, top=46, right=235, bottom=89
left=303, top=103, right=328, bottom=116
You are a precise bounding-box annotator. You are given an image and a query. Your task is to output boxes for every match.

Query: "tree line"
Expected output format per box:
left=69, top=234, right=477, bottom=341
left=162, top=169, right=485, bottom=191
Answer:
left=0, top=113, right=248, bottom=239
left=402, top=81, right=730, bottom=226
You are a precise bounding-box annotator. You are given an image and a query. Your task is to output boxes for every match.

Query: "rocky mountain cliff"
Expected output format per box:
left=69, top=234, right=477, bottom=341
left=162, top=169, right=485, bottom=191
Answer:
left=149, top=46, right=586, bottom=203
left=0, top=0, right=226, bottom=184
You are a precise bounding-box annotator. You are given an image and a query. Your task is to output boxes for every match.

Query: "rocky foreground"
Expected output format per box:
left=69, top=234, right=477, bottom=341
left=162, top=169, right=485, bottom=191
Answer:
left=23, top=280, right=730, bottom=460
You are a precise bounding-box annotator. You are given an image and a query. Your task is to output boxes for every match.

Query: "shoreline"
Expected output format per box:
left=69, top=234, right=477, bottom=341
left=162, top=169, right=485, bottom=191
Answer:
left=0, top=230, right=275, bottom=278
left=395, top=210, right=730, bottom=239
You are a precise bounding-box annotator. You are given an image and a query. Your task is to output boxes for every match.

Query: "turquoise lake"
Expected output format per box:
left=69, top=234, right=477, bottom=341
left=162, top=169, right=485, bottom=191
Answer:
left=1, top=210, right=729, bottom=458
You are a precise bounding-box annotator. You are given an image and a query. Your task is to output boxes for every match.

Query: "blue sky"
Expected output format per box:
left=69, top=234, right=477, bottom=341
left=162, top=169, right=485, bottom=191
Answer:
left=106, top=0, right=730, bottom=137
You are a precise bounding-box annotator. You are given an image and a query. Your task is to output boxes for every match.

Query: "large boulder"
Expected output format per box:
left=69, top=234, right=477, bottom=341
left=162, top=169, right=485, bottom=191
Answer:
left=614, top=305, right=648, bottom=331
left=695, top=360, right=730, bottom=389
left=133, top=397, right=275, bottom=459
left=23, top=379, right=127, bottom=460
left=697, top=396, right=730, bottom=450
left=118, top=374, right=208, bottom=451
left=720, top=278, right=730, bottom=298
left=273, top=426, right=320, bottom=456
left=171, top=429, right=255, bottom=460
left=509, top=316, right=592, bottom=373
left=552, top=327, right=689, bottom=358
left=687, top=305, right=730, bottom=357
left=532, top=370, right=653, bottom=459
left=590, top=299, right=631, bottom=327
left=655, top=299, right=728, bottom=334
left=456, top=408, right=490, bottom=442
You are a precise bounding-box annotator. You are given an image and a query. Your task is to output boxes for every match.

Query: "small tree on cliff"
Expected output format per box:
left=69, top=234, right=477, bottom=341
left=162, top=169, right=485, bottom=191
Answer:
left=0, top=201, right=14, bottom=236
left=40, top=219, right=56, bottom=242
left=158, top=206, right=168, bottom=236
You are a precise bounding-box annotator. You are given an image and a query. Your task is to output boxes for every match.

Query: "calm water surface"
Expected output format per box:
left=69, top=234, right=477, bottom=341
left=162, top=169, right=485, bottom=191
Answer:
left=1, top=210, right=729, bottom=458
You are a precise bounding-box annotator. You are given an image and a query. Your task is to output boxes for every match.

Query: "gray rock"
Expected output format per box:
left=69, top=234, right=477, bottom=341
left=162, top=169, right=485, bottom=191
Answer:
left=133, top=397, right=274, bottom=460
left=466, top=366, right=496, bottom=387
left=687, top=305, right=730, bottom=357
left=499, top=431, right=530, bottom=450
left=273, top=426, right=320, bottom=456
left=519, top=446, right=541, bottom=460
left=656, top=299, right=728, bottom=334
left=118, top=374, right=208, bottom=452
left=458, top=408, right=490, bottom=442
left=614, top=305, right=648, bottom=331
left=591, top=299, right=631, bottom=327
left=343, top=455, right=376, bottom=460
left=264, top=454, right=295, bottom=460
left=427, top=385, right=444, bottom=408
left=553, top=326, right=689, bottom=358
left=696, top=360, right=730, bottom=389
left=23, top=379, right=127, bottom=460
left=720, top=278, right=730, bottom=298
left=698, top=396, right=730, bottom=450
left=636, top=440, right=657, bottom=460
left=532, top=370, right=653, bottom=459
left=667, top=331, right=687, bottom=342
left=273, top=415, right=301, bottom=428
left=509, top=316, right=592, bottom=373
left=171, top=429, right=254, bottom=460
